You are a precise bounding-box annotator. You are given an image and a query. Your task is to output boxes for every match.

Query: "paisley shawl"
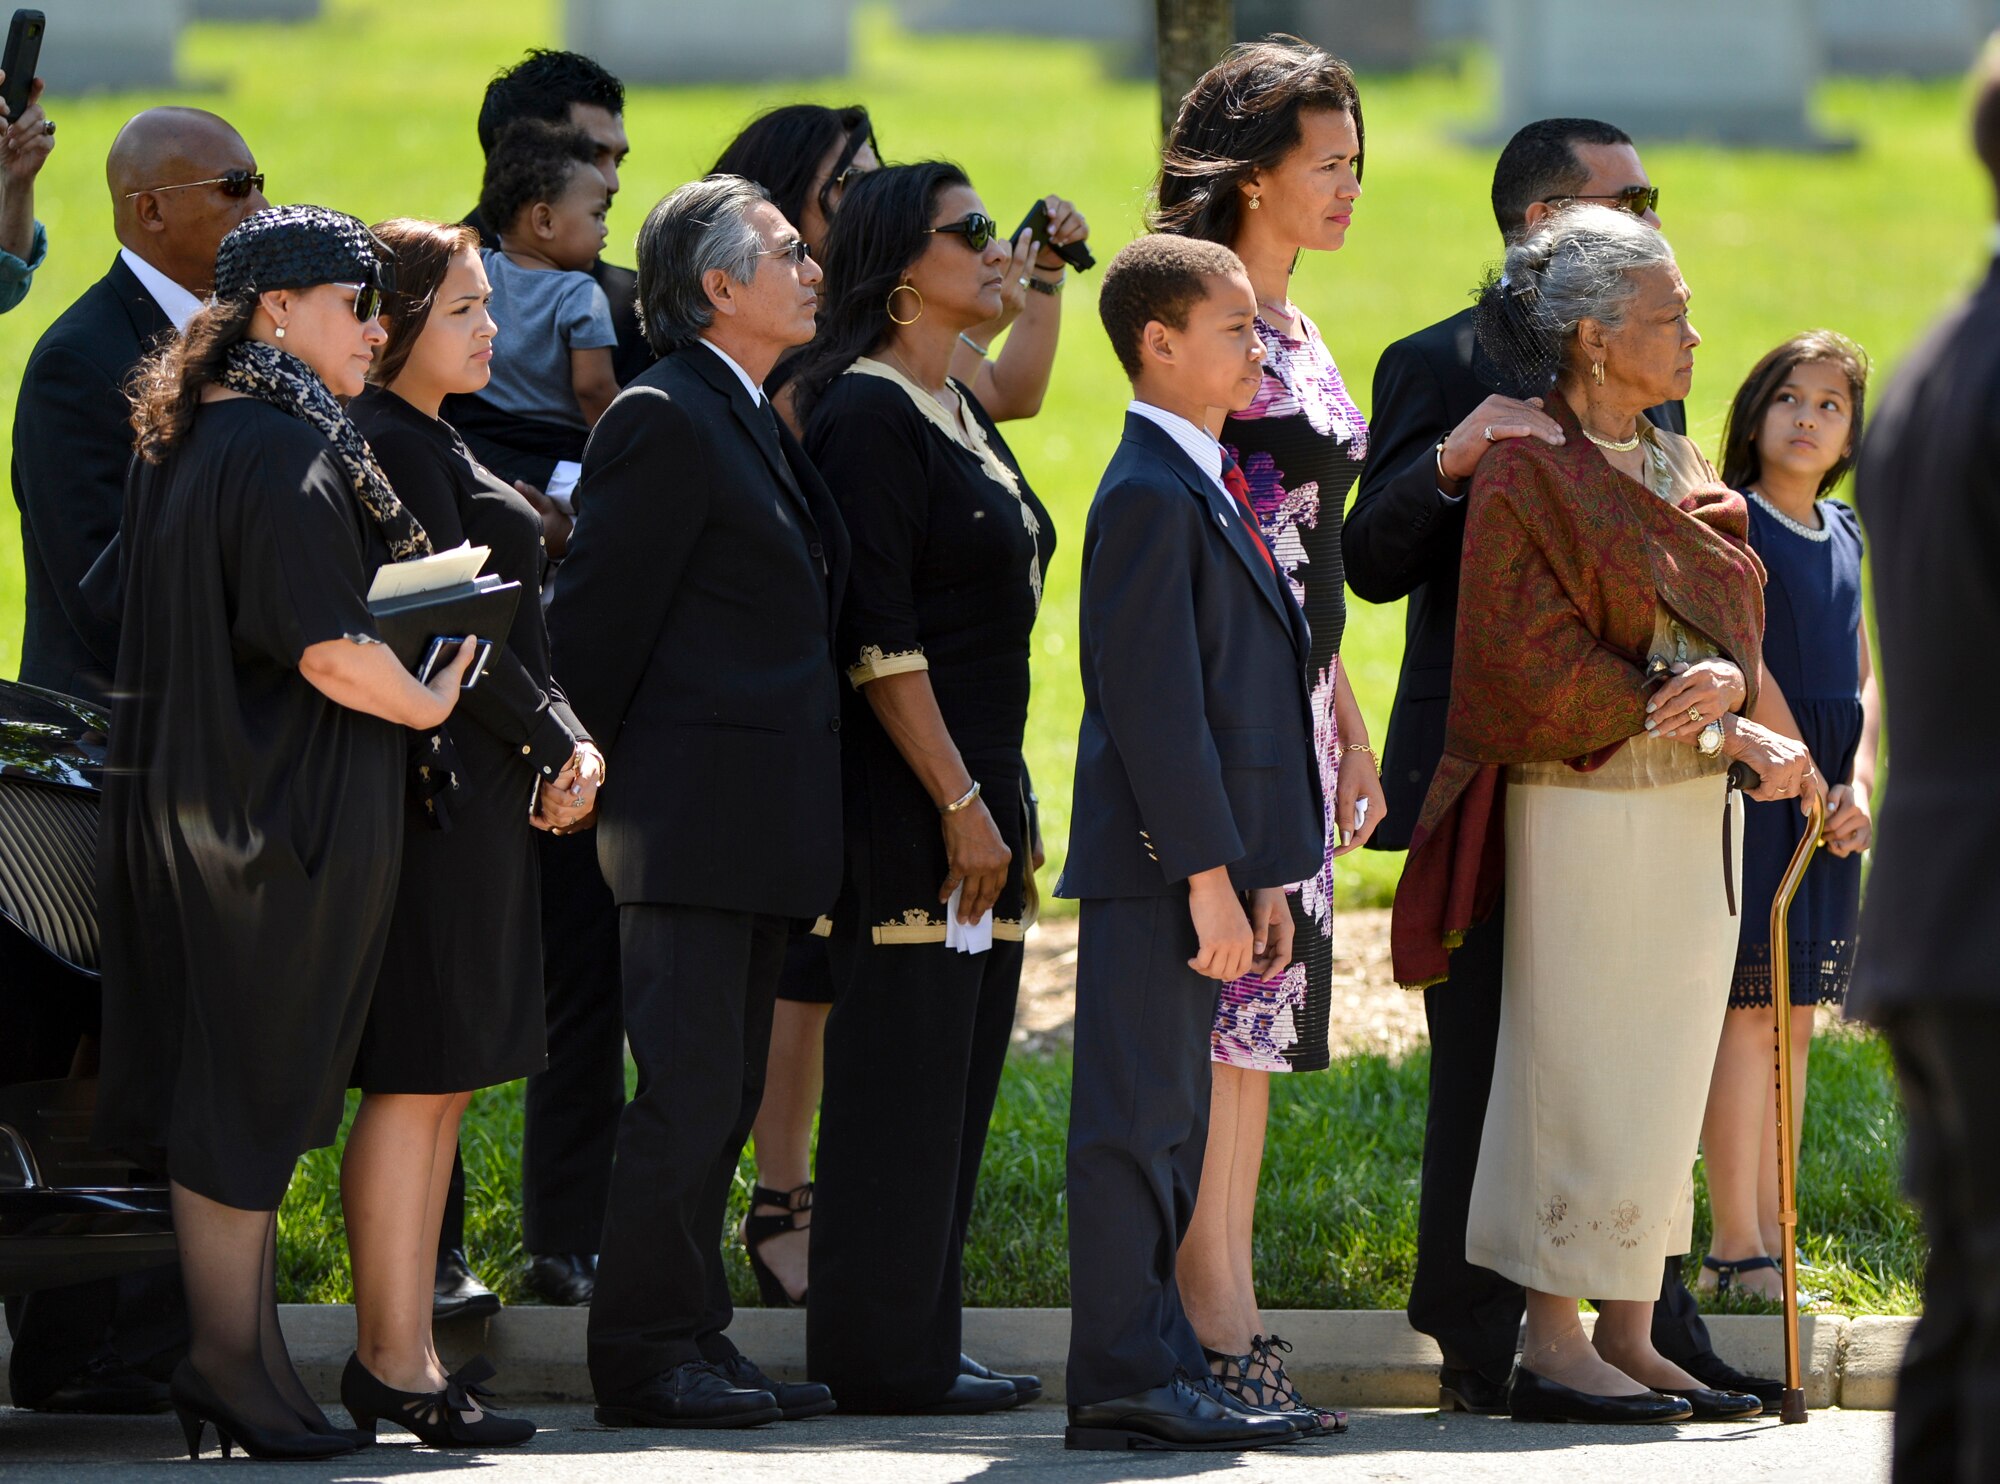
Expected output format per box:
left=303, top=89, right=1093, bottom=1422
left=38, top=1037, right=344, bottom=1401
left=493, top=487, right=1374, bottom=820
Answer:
left=1390, top=393, right=1767, bottom=989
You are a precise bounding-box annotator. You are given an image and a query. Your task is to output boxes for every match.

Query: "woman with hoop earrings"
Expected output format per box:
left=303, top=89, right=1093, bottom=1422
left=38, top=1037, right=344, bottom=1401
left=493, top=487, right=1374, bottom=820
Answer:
left=786, top=163, right=1058, bottom=1415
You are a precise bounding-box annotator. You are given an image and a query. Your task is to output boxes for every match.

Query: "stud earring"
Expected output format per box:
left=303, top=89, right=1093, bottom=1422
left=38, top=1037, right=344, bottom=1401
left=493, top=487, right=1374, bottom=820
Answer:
left=274, top=325, right=286, bottom=339
left=1591, top=360, right=1603, bottom=385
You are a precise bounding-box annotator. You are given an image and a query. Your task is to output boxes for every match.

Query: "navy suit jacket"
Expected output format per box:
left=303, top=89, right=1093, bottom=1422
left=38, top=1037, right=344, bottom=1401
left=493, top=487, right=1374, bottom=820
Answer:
left=1056, top=412, right=1323, bottom=900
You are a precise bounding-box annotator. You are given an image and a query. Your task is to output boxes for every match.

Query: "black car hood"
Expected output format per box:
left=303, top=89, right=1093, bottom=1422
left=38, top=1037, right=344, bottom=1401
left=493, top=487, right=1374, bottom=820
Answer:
left=0, top=681, right=107, bottom=792
left=0, top=681, right=107, bottom=976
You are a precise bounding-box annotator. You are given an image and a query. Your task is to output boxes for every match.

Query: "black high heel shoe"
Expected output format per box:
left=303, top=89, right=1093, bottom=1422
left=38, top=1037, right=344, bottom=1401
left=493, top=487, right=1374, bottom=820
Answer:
left=741, top=1181, right=811, bottom=1307
left=170, top=1359, right=357, bottom=1462
left=340, top=1353, right=536, bottom=1448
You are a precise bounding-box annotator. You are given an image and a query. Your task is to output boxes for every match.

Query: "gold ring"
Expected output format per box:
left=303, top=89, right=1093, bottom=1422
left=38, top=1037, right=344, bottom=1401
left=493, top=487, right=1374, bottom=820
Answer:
left=1687, top=705, right=1702, bottom=725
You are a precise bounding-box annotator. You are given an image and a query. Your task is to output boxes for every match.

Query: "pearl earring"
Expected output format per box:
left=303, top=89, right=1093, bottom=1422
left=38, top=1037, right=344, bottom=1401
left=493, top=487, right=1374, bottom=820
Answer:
left=274, top=325, right=286, bottom=339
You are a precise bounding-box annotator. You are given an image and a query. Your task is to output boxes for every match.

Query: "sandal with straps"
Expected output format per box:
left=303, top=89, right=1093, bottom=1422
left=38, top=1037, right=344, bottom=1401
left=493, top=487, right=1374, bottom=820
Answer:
left=1701, top=1253, right=1781, bottom=1296
left=1249, top=1334, right=1348, bottom=1436
left=741, top=1181, right=811, bottom=1307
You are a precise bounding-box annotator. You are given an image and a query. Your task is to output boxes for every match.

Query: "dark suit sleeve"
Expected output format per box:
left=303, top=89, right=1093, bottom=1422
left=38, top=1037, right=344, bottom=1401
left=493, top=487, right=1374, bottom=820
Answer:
left=1083, top=478, right=1244, bottom=883
left=545, top=386, right=706, bottom=745
left=14, top=343, right=133, bottom=669
left=1342, top=336, right=1469, bottom=604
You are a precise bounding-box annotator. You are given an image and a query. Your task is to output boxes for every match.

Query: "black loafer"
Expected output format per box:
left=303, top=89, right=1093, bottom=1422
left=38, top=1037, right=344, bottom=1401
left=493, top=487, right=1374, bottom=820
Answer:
left=16, top=1352, right=173, bottom=1415
left=1066, top=1376, right=1299, bottom=1451
left=433, top=1248, right=502, bottom=1322
left=960, top=1353, right=1041, bottom=1403
left=1507, top=1365, right=1693, bottom=1424
left=911, top=1373, right=1023, bottom=1415
left=594, top=1361, right=781, bottom=1429
left=1681, top=1351, right=1785, bottom=1408
left=714, top=1351, right=836, bottom=1421
left=1438, top=1364, right=1511, bottom=1415
left=524, top=1252, right=597, bottom=1307
left=1661, top=1384, right=1765, bottom=1420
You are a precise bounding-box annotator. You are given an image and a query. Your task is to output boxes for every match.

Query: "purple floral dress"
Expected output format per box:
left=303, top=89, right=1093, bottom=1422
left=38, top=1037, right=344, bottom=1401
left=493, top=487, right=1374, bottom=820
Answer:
left=1211, top=310, right=1368, bottom=1073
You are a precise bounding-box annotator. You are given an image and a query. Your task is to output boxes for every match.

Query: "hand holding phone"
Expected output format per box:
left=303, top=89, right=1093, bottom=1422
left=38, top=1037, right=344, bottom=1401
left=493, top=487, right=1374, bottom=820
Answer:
left=1, top=11, right=45, bottom=125
left=1011, top=195, right=1095, bottom=273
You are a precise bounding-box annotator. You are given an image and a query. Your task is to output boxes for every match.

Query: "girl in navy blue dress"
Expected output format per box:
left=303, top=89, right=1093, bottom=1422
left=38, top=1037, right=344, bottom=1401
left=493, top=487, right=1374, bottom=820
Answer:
left=1699, top=332, right=1879, bottom=1302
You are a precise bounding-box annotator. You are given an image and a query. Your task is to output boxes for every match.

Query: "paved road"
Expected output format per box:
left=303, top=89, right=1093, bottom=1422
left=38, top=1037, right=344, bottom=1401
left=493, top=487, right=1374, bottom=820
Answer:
left=0, top=1403, right=1889, bottom=1482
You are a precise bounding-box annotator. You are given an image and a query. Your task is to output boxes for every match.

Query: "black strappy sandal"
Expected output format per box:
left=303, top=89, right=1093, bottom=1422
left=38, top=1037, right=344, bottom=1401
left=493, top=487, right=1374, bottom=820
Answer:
left=741, top=1181, right=811, bottom=1307
left=1701, top=1253, right=1781, bottom=1296
left=1249, top=1334, right=1348, bottom=1436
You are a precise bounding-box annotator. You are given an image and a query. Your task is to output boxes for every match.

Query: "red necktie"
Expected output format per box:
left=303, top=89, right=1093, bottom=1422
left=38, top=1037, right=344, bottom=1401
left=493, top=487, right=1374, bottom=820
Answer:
left=1221, top=451, right=1277, bottom=576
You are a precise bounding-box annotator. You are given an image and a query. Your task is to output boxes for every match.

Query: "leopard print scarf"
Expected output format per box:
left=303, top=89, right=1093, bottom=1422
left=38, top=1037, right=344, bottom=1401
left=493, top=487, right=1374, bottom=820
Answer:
left=216, top=339, right=433, bottom=560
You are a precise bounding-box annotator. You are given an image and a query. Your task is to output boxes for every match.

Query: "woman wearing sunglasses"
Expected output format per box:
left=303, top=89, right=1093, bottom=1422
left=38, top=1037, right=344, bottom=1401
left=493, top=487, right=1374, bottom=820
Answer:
left=1147, top=37, right=1388, bottom=1433
left=712, top=108, right=1087, bottom=1316
left=94, top=206, right=477, bottom=1460
left=786, top=164, right=1055, bottom=1415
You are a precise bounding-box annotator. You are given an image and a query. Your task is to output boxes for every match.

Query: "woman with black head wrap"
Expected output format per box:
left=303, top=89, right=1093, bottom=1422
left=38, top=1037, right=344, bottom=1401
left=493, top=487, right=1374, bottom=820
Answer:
left=94, top=205, right=477, bottom=1460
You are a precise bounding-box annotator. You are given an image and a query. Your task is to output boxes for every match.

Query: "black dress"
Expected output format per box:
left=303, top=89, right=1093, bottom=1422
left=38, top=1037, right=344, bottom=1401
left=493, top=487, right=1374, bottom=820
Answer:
left=94, top=398, right=404, bottom=1210
left=347, top=386, right=579, bottom=1092
left=803, top=362, right=1055, bottom=1410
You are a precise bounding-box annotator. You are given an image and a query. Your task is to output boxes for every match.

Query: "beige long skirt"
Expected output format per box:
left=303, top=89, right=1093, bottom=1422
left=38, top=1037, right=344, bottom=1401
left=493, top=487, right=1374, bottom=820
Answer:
left=1465, top=756, right=1743, bottom=1301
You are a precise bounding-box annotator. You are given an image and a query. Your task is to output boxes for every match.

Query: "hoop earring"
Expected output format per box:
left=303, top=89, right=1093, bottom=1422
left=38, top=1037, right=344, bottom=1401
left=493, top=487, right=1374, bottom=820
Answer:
left=1247, top=195, right=1261, bottom=211
left=1591, top=360, right=1604, bottom=385
left=274, top=325, right=286, bottom=339
left=887, top=282, right=923, bottom=326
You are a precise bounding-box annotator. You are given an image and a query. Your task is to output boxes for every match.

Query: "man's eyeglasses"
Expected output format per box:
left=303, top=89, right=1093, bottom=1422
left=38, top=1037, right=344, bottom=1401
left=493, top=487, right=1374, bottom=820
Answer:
left=123, top=169, right=265, bottom=201
left=927, top=213, right=999, bottom=252
left=755, top=237, right=812, bottom=267
left=1541, top=184, right=1660, bottom=218
left=332, top=280, right=384, bottom=323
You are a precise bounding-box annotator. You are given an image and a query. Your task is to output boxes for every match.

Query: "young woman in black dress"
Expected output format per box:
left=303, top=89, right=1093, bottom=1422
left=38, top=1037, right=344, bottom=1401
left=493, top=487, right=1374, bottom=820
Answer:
left=95, top=206, right=476, bottom=1461
left=338, top=218, right=603, bottom=1445
left=787, top=163, right=1054, bottom=1414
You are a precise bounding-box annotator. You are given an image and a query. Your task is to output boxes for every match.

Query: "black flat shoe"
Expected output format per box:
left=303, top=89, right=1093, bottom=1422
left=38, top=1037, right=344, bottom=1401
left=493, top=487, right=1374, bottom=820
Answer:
left=340, top=1353, right=535, bottom=1448
left=433, top=1248, right=502, bottom=1322
left=1438, top=1364, right=1512, bottom=1415
left=960, top=1353, right=1041, bottom=1403
left=1660, top=1384, right=1765, bottom=1420
left=1681, top=1350, right=1786, bottom=1408
left=714, top=1351, right=836, bottom=1421
left=19, top=1351, right=173, bottom=1415
left=1507, top=1365, right=1693, bottom=1424
left=170, top=1360, right=356, bottom=1461
left=1066, top=1374, right=1299, bottom=1451
left=740, top=1182, right=811, bottom=1307
left=910, top=1372, right=1023, bottom=1415
left=524, top=1252, right=596, bottom=1307
left=593, top=1360, right=781, bottom=1429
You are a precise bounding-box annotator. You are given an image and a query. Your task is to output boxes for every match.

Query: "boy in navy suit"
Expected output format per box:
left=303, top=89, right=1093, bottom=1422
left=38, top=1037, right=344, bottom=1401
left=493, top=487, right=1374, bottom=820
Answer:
left=1058, top=236, right=1324, bottom=1451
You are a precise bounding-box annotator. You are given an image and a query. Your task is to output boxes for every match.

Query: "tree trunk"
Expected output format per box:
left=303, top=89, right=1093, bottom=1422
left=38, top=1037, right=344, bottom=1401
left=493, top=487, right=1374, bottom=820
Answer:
left=1156, top=0, right=1234, bottom=137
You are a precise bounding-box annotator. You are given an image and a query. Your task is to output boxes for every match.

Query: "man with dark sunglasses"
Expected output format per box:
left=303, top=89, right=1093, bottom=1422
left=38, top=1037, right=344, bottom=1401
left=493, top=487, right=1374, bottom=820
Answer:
left=5, top=103, right=264, bottom=1422
left=1344, top=115, right=1783, bottom=1419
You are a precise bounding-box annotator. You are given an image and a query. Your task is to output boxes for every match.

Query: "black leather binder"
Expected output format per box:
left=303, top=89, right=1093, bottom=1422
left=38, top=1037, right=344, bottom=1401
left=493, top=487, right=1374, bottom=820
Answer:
left=367, top=576, right=521, bottom=671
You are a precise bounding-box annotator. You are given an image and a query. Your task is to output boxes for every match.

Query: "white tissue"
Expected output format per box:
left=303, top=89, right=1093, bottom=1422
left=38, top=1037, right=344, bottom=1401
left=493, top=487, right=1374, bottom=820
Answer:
left=944, top=882, right=994, bottom=955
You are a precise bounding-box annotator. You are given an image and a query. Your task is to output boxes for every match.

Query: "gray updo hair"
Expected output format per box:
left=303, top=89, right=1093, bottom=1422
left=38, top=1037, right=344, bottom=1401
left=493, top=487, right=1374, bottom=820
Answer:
left=634, top=173, right=771, bottom=355
left=1475, top=204, right=1675, bottom=396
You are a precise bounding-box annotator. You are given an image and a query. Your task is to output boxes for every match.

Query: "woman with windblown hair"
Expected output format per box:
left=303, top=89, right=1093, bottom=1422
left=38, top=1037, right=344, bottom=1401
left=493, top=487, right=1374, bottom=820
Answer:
left=1390, top=206, right=1816, bottom=1425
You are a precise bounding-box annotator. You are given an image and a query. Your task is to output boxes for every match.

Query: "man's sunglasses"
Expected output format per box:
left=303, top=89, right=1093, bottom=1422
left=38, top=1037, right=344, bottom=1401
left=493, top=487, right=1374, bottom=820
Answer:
left=123, top=169, right=265, bottom=201
left=1541, top=184, right=1660, bottom=218
left=927, top=213, right=999, bottom=252
left=331, top=280, right=384, bottom=323
left=755, top=237, right=812, bottom=267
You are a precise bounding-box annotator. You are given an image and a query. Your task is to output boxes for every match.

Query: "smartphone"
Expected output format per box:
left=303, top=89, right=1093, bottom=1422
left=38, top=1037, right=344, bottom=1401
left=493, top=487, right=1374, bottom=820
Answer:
left=418, top=635, right=494, bottom=691
left=1, top=10, right=44, bottom=124
left=1010, top=198, right=1097, bottom=274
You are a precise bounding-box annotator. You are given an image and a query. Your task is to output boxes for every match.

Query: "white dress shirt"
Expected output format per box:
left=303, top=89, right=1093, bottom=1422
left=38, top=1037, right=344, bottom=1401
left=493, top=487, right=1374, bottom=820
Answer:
left=118, top=247, right=204, bottom=333
left=1126, top=398, right=1227, bottom=501
left=700, top=337, right=766, bottom=408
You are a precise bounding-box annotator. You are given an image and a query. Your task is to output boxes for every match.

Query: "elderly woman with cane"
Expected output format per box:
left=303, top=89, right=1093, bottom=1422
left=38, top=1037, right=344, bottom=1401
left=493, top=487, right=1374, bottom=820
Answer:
left=1391, top=205, right=1818, bottom=1424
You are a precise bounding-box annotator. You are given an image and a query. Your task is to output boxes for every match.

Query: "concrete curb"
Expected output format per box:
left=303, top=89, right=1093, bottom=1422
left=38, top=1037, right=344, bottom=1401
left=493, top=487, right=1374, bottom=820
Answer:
left=262, top=1305, right=1911, bottom=1410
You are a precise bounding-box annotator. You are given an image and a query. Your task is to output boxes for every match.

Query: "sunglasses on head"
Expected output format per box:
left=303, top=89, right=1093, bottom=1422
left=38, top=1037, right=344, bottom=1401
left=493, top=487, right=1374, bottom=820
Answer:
left=123, top=169, right=265, bottom=201
left=927, top=213, right=999, bottom=252
left=755, top=236, right=812, bottom=267
left=1541, top=184, right=1660, bottom=218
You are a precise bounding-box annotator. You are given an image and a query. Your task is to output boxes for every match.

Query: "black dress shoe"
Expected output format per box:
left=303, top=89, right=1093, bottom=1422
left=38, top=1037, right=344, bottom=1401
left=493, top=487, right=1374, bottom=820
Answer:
left=960, top=1353, right=1041, bottom=1403
left=1197, top=1373, right=1314, bottom=1434
left=1681, top=1351, right=1785, bottom=1408
left=594, top=1361, right=782, bottom=1429
left=910, top=1372, right=1023, bottom=1415
left=1066, top=1375, right=1300, bottom=1451
left=1438, top=1364, right=1511, bottom=1415
left=524, top=1252, right=597, bottom=1307
left=1507, top=1365, right=1694, bottom=1424
left=1660, top=1384, right=1765, bottom=1420
left=433, top=1248, right=502, bottom=1321
left=714, top=1351, right=836, bottom=1420
left=18, top=1352, right=174, bottom=1415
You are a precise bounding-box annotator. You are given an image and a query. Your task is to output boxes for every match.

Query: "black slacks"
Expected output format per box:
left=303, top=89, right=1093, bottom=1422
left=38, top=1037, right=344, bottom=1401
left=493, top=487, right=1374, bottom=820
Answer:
left=1408, top=900, right=1716, bottom=1379
left=522, top=829, right=627, bottom=1256
left=1065, top=894, right=1217, bottom=1407
left=808, top=935, right=1022, bottom=1410
left=1882, top=1005, right=2000, bottom=1483
left=587, top=903, right=786, bottom=1397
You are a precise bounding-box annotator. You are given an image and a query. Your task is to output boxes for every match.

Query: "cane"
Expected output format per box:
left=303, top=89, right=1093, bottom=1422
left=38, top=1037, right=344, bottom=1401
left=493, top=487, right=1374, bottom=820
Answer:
left=1766, top=788, right=1826, bottom=1425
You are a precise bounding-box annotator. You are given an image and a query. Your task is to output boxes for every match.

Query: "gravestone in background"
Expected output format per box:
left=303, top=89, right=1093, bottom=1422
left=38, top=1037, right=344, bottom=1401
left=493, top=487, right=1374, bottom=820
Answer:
left=1819, top=0, right=1983, bottom=75
left=1237, top=0, right=1422, bottom=68
left=896, top=0, right=1149, bottom=42
left=33, top=0, right=188, bottom=92
left=190, top=0, right=321, bottom=18
left=1490, top=0, right=1833, bottom=146
left=565, top=0, right=853, bottom=83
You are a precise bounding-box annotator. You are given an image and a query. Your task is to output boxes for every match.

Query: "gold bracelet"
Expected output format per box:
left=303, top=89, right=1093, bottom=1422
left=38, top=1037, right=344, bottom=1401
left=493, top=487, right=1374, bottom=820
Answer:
left=1339, top=743, right=1379, bottom=768
left=940, top=780, right=982, bottom=814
